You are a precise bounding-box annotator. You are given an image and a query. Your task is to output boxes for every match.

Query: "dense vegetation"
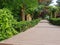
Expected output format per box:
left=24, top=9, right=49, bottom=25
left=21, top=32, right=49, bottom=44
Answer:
left=0, top=0, right=60, bottom=41
left=0, top=8, right=18, bottom=41
left=0, top=9, right=40, bottom=40
left=0, top=0, right=38, bottom=21
left=0, top=0, right=41, bottom=41
left=14, top=19, right=40, bottom=32
left=49, top=18, right=60, bottom=26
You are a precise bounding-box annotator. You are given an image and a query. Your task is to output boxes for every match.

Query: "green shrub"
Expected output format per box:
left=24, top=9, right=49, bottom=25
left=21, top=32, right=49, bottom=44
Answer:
left=14, top=19, right=40, bottom=32
left=49, top=18, right=60, bottom=25
left=0, top=8, right=18, bottom=41
left=0, top=8, right=40, bottom=41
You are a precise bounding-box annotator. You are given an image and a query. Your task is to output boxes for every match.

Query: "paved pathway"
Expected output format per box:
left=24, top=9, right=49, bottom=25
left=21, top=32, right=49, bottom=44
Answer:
left=0, top=20, right=60, bottom=45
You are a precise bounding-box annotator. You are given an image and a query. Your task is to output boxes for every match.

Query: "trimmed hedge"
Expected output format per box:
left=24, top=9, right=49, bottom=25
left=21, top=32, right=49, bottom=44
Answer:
left=49, top=18, right=60, bottom=26
left=14, top=19, right=40, bottom=32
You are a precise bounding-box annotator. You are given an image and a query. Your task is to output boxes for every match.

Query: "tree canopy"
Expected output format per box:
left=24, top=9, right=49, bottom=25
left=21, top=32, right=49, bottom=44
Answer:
left=0, top=0, right=38, bottom=21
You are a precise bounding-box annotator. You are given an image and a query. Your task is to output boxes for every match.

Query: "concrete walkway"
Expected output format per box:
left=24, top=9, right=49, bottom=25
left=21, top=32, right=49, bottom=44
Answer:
left=0, top=20, right=60, bottom=45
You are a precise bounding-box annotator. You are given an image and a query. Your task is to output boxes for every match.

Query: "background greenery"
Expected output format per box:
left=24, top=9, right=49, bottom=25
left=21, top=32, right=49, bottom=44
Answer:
left=0, top=0, right=60, bottom=41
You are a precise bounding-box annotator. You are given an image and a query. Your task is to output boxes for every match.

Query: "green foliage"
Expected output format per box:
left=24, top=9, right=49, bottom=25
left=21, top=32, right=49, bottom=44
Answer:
left=33, top=5, right=45, bottom=19
left=56, top=7, right=60, bottom=12
left=49, top=18, right=60, bottom=25
left=0, top=0, right=38, bottom=21
left=48, top=6, right=58, bottom=12
left=0, top=8, right=18, bottom=41
left=0, top=8, right=40, bottom=41
left=48, top=6, right=59, bottom=18
left=14, top=19, right=40, bottom=32
left=0, top=0, right=40, bottom=41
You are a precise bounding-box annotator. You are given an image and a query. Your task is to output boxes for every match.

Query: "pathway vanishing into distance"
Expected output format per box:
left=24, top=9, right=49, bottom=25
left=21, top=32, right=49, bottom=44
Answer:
left=0, top=20, right=60, bottom=45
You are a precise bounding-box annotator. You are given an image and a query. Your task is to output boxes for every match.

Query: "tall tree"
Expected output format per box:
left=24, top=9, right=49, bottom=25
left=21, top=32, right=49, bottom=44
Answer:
left=0, top=0, right=38, bottom=21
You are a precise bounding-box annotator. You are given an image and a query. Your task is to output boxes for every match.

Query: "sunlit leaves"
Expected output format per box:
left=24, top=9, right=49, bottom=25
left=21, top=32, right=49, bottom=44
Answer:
left=0, top=8, right=18, bottom=41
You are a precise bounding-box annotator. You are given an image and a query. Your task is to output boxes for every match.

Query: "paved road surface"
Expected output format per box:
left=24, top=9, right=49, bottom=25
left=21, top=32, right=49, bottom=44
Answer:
left=0, top=20, right=60, bottom=45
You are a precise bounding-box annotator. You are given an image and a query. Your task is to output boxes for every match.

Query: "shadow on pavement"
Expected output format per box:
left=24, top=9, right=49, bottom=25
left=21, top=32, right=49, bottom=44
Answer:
left=0, top=43, right=13, bottom=45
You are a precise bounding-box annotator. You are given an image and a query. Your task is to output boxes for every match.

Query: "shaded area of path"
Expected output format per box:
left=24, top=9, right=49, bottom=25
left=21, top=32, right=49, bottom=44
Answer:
left=0, top=20, right=60, bottom=45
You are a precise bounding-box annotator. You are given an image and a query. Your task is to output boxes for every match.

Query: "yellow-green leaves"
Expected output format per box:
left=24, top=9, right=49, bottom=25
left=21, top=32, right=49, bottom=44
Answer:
left=0, top=8, right=18, bottom=41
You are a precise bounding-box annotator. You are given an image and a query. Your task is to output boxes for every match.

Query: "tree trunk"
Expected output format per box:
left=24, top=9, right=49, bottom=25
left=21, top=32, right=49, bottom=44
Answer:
left=51, top=12, right=52, bottom=18
left=26, top=14, right=32, bottom=21
left=55, top=12, right=57, bottom=18
left=21, top=8, right=25, bottom=21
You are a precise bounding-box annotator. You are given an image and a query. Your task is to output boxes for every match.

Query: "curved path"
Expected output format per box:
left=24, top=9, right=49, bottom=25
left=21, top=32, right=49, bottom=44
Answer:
left=0, top=20, right=60, bottom=45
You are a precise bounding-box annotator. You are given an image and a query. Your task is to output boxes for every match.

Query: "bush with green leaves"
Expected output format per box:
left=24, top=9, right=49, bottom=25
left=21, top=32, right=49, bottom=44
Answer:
left=49, top=18, right=60, bottom=26
left=33, top=5, right=46, bottom=19
left=0, top=8, right=18, bottom=41
left=14, top=19, right=40, bottom=32
left=0, top=0, right=38, bottom=21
